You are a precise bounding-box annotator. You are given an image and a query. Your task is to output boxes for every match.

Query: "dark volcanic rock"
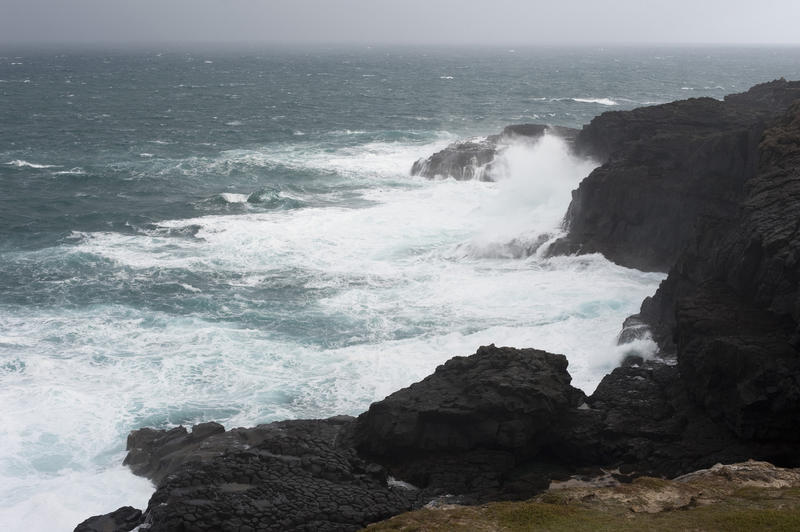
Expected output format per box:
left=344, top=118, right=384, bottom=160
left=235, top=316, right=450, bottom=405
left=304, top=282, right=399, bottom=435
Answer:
left=675, top=284, right=800, bottom=441
left=648, top=102, right=800, bottom=442
left=355, top=345, right=582, bottom=456
left=410, top=124, right=578, bottom=181
left=551, top=79, right=800, bottom=272
left=113, top=417, right=412, bottom=532
left=557, top=363, right=750, bottom=475
left=124, top=421, right=225, bottom=483
left=410, top=136, right=496, bottom=181
left=74, top=506, right=142, bottom=532
left=354, top=345, right=584, bottom=498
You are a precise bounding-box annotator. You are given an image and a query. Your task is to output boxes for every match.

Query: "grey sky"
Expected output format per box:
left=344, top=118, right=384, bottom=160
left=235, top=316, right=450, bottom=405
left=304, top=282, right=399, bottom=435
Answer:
left=2, top=0, right=799, bottom=46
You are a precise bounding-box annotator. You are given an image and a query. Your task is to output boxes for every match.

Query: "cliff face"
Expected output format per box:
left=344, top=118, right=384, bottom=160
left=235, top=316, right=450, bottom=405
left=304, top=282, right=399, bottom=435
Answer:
left=639, top=101, right=800, bottom=443
left=552, top=79, right=800, bottom=272
left=557, top=80, right=800, bottom=448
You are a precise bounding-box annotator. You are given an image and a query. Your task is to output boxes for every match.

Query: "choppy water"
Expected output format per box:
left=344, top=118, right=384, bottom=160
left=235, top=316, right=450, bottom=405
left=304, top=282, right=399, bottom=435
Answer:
left=2, top=45, right=800, bottom=530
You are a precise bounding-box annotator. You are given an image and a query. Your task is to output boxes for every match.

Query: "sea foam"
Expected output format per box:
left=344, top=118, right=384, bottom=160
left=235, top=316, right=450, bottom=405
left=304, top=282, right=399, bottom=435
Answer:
left=0, top=134, right=662, bottom=531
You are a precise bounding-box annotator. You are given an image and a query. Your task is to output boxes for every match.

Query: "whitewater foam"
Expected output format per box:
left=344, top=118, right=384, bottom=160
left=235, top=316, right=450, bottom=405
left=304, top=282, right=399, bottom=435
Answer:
left=0, top=134, right=663, bottom=531
left=6, top=160, right=59, bottom=169
left=572, top=98, right=619, bottom=106
left=53, top=168, right=86, bottom=176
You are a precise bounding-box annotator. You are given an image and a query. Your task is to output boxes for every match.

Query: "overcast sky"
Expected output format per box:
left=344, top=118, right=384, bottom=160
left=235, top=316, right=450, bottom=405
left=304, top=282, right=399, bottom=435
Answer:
left=2, top=0, right=799, bottom=46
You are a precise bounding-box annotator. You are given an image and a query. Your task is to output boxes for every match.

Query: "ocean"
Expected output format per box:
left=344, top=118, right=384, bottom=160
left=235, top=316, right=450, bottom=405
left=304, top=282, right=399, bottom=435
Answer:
left=2, top=45, right=800, bottom=530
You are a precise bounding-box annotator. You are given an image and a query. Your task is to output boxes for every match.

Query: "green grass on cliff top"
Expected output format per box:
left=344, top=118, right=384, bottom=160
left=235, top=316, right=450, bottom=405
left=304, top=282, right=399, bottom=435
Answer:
left=365, top=485, right=800, bottom=532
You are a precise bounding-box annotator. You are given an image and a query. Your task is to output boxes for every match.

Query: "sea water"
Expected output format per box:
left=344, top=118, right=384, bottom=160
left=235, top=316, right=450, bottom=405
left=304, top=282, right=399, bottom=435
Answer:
left=2, top=45, right=800, bottom=530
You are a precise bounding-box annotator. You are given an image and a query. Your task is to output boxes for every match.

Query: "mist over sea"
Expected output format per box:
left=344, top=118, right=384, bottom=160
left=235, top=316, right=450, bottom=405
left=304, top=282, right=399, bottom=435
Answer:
left=2, top=45, right=800, bottom=530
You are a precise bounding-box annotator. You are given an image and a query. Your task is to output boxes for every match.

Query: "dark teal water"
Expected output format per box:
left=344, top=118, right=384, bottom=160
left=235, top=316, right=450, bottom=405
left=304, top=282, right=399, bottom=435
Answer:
left=1, top=46, right=799, bottom=530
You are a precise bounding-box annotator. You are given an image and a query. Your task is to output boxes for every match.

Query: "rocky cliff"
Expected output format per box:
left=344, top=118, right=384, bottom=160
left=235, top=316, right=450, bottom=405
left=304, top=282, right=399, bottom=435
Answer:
left=75, top=81, right=800, bottom=532
left=551, top=79, right=800, bottom=272
left=632, top=100, right=800, bottom=444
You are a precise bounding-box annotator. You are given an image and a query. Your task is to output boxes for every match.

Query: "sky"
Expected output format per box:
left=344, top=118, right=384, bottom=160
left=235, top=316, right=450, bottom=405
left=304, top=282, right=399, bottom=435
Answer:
left=2, top=0, right=800, bottom=46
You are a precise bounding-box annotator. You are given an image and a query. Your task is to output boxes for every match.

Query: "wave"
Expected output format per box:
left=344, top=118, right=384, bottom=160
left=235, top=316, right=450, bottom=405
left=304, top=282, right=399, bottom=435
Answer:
left=571, top=98, right=619, bottom=106
left=53, top=167, right=86, bottom=176
left=246, top=187, right=306, bottom=209
left=220, top=193, right=248, bottom=204
left=195, top=188, right=306, bottom=212
left=6, top=160, right=59, bottom=169
left=186, top=135, right=457, bottom=181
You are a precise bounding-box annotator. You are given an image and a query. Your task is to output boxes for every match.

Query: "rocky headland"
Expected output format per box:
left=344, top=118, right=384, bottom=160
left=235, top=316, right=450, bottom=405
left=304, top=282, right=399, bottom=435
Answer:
left=76, top=79, right=800, bottom=531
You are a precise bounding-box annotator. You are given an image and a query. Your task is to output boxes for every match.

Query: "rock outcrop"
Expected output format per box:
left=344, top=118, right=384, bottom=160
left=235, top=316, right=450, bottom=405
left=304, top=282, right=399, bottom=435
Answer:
left=92, top=417, right=413, bottom=532
left=354, top=345, right=584, bottom=499
left=74, top=507, right=142, bottom=532
left=410, top=124, right=578, bottom=181
left=551, top=78, right=800, bottom=272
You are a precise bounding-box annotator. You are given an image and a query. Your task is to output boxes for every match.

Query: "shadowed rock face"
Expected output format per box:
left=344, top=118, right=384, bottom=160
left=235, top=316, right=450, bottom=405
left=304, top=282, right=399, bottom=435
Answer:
left=74, top=507, right=142, bottom=532
left=353, top=345, right=585, bottom=499
left=636, top=102, right=800, bottom=443
left=355, top=345, right=582, bottom=457
left=551, top=79, right=800, bottom=272
left=410, top=124, right=578, bottom=181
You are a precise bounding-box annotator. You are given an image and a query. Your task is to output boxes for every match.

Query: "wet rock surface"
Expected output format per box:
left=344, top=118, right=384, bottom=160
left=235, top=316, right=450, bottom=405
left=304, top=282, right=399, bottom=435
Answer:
left=76, top=346, right=800, bottom=531
left=410, top=124, right=578, bottom=181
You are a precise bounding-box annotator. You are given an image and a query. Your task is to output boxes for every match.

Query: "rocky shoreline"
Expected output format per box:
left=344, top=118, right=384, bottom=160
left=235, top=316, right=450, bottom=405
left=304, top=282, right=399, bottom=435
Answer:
left=76, top=79, right=800, bottom=531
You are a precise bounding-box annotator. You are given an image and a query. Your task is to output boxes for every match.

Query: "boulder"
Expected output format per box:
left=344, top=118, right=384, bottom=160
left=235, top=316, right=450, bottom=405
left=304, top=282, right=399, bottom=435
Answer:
left=353, top=345, right=584, bottom=498
left=354, top=345, right=582, bottom=458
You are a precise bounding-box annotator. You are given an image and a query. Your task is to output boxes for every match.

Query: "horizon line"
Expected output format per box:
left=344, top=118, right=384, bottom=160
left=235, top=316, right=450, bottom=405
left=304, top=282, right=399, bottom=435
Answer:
left=2, top=40, right=800, bottom=49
